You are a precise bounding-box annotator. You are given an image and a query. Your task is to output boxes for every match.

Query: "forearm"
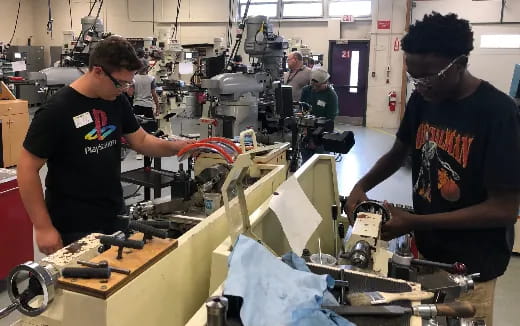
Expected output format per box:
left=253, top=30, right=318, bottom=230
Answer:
left=357, top=151, right=407, bottom=192
left=152, top=92, right=160, bottom=111
left=18, top=168, right=53, bottom=230
left=134, top=134, right=185, bottom=157
left=409, top=199, right=518, bottom=230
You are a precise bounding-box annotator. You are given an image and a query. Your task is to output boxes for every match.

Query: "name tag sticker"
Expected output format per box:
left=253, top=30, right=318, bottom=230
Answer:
left=317, top=100, right=326, bottom=107
left=73, top=112, right=93, bottom=129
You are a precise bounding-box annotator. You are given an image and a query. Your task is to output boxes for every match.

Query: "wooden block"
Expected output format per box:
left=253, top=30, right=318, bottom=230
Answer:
left=57, top=233, right=178, bottom=299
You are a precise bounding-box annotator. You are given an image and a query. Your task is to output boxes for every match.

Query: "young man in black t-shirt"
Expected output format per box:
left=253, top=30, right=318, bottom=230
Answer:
left=346, top=13, right=520, bottom=325
left=18, top=36, right=193, bottom=256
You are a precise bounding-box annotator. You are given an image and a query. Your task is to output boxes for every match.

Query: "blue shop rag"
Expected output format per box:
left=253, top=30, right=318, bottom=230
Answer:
left=223, top=235, right=356, bottom=326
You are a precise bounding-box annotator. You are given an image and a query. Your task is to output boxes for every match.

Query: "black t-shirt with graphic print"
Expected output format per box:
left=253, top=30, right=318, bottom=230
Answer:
left=396, top=81, right=520, bottom=281
left=23, top=86, right=140, bottom=234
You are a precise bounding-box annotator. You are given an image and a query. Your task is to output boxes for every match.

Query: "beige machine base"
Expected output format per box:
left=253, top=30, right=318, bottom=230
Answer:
left=13, top=163, right=287, bottom=326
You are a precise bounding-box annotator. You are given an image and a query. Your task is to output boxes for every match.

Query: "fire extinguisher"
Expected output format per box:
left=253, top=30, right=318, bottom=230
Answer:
left=388, top=91, right=397, bottom=112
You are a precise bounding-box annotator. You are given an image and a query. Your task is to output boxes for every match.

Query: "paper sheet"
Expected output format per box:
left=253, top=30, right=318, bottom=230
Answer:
left=269, top=176, right=323, bottom=255
left=11, top=61, right=26, bottom=72
left=179, top=62, right=193, bottom=75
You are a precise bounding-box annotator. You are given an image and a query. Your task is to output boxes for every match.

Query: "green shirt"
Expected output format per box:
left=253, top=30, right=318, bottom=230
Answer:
left=300, top=85, right=339, bottom=120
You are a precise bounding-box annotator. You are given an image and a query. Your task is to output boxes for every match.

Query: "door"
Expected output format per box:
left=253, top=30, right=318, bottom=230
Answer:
left=328, top=41, right=370, bottom=125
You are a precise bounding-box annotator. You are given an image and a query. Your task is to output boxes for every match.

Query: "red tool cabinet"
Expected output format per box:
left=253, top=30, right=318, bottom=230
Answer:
left=0, top=169, right=33, bottom=279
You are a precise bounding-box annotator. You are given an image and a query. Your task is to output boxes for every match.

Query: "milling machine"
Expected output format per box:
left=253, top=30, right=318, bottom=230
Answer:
left=201, top=15, right=289, bottom=138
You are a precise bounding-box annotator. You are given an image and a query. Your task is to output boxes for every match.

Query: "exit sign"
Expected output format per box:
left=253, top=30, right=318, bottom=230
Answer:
left=341, top=15, right=355, bottom=23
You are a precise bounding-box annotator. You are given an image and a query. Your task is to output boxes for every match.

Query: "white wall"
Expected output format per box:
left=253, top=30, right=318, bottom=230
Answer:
left=412, top=0, right=520, bottom=94
left=365, top=0, right=408, bottom=128
left=1, top=0, right=35, bottom=46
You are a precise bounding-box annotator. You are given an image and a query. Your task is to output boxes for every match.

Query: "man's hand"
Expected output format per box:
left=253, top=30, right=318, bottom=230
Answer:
left=381, top=202, right=414, bottom=241
left=35, top=226, right=63, bottom=255
left=346, top=184, right=368, bottom=224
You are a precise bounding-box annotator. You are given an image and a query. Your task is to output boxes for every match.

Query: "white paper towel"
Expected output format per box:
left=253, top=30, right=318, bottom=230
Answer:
left=269, top=176, right=323, bottom=255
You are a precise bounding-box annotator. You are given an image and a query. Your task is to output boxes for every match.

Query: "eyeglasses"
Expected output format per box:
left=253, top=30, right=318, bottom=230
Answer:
left=407, top=55, right=467, bottom=87
left=99, top=66, right=134, bottom=90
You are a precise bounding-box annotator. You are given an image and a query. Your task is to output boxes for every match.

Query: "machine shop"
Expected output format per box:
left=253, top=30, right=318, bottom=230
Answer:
left=1, top=0, right=519, bottom=325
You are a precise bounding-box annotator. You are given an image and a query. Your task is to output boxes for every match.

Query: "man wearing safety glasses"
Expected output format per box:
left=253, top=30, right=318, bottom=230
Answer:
left=18, top=36, right=194, bottom=256
left=347, top=13, right=520, bottom=325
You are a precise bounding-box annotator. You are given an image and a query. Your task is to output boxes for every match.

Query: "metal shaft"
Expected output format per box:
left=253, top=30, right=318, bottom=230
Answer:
left=0, top=301, right=19, bottom=319
left=78, top=260, right=131, bottom=275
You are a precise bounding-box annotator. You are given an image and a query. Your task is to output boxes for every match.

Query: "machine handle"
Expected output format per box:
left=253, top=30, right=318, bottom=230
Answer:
left=129, top=221, right=168, bottom=239
left=239, top=129, right=257, bottom=152
left=411, top=258, right=467, bottom=274
left=62, top=267, right=111, bottom=279
left=0, top=301, right=19, bottom=319
left=99, top=236, right=145, bottom=249
left=331, top=205, right=338, bottom=221
left=435, top=301, right=476, bottom=318
left=338, top=223, right=345, bottom=239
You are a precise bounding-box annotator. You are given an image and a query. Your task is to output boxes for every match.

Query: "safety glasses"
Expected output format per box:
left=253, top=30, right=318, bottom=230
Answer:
left=99, top=66, right=134, bottom=90
left=407, top=55, right=467, bottom=87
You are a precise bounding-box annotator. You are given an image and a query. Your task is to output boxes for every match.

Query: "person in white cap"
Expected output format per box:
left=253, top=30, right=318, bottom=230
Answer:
left=299, top=67, right=338, bottom=162
left=300, top=67, right=338, bottom=121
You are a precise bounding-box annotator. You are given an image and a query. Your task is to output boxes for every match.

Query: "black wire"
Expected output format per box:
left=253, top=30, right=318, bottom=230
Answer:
left=8, top=0, right=22, bottom=44
left=152, top=0, right=155, bottom=34
left=171, top=0, right=182, bottom=40
left=69, top=0, right=73, bottom=29
left=224, top=0, right=251, bottom=71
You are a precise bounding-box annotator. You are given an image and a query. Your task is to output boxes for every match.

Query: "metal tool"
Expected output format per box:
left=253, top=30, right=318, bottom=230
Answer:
left=128, top=220, right=169, bottom=242
left=339, top=268, right=347, bottom=304
left=62, top=267, right=111, bottom=279
left=325, top=301, right=476, bottom=319
left=318, top=238, right=323, bottom=264
left=98, top=235, right=145, bottom=260
left=4, top=262, right=59, bottom=317
left=0, top=301, right=19, bottom=319
left=77, top=260, right=131, bottom=275
left=331, top=205, right=339, bottom=257
left=206, top=296, right=228, bottom=326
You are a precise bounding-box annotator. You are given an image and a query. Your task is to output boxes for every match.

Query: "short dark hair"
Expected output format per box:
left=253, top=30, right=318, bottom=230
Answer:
left=401, top=12, right=474, bottom=59
left=89, top=36, right=143, bottom=73
left=291, top=51, right=303, bottom=62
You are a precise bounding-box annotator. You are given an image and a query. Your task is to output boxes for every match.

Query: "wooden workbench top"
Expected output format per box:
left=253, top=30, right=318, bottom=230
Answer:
left=58, top=233, right=178, bottom=299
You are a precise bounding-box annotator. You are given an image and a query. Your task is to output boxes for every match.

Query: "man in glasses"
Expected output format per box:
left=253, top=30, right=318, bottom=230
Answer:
left=18, top=36, right=193, bottom=255
left=284, top=51, right=312, bottom=101
left=347, top=13, right=520, bottom=324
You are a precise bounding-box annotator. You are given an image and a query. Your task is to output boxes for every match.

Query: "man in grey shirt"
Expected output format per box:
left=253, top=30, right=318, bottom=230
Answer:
left=283, top=51, right=312, bottom=101
left=132, top=64, right=160, bottom=118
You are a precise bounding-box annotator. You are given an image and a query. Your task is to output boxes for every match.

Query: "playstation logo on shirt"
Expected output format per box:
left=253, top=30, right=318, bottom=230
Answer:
left=85, top=109, right=117, bottom=141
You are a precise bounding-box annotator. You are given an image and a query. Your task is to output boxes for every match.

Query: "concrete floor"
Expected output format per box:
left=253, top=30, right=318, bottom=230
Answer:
left=1, top=124, right=519, bottom=325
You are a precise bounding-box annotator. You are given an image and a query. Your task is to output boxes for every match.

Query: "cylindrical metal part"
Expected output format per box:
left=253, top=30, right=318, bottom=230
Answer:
left=350, top=240, right=371, bottom=268
left=7, top=262, right=59, bottom=317
left=412, top=304, right=437, bottom=318
left=206, top=296, right=228, bottom=326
